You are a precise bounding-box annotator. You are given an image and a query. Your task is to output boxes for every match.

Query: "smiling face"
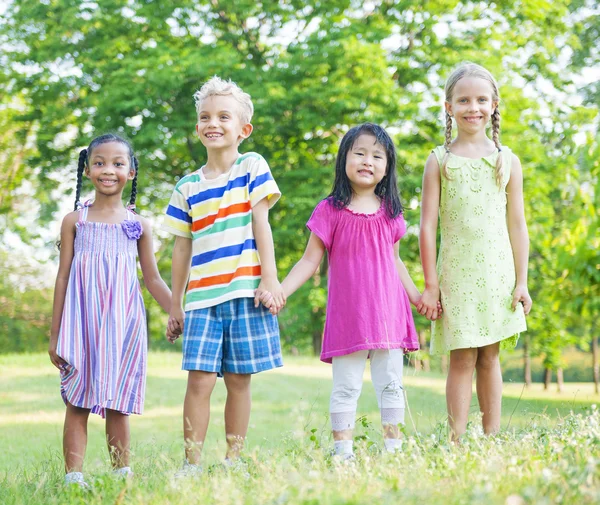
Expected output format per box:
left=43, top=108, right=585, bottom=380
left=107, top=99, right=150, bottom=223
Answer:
left=196, top=95, right=253, bottom=150
left=344, top=133, right=387, bottom=192
left=85, top=141, right=135, bottom=197
left=445, top=76, right=498, bottom=134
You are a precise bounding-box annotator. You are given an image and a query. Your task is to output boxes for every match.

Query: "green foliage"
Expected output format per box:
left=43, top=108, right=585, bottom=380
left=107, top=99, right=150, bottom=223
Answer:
left=0, top=1, right=599, bottom=369
left=0, top=251, right=53, bottom=353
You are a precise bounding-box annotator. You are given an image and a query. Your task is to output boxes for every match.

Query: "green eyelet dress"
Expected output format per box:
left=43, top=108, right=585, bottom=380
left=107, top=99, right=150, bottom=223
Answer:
left=430, top=146, right=527, bottom=355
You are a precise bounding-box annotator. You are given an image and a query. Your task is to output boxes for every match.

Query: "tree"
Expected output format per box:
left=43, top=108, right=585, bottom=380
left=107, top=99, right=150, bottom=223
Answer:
left=1, top=1, right=598, bottom=369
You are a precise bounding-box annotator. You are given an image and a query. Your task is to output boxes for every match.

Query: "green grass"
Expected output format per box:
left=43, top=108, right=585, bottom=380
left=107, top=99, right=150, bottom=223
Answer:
left=1, top=352, right=599, bottom=504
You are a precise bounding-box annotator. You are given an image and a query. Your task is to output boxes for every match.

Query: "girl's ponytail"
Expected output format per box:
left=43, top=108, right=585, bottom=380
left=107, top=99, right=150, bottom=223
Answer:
left=441, top=112, right=453, bottom=180
left=491, top=107, right=504, bottom=187
left=74, top=149, right=87, bottom=211
left=128, top=156, right=139, bottom=209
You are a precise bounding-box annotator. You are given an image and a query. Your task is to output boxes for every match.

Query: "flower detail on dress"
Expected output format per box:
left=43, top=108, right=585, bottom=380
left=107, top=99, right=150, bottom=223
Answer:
left=121, top=220, right=143, bottom=240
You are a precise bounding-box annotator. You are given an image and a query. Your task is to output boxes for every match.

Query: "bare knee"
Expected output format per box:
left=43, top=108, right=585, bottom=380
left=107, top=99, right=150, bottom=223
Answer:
left=449, top=349, right=478, bottom=372
left=187, top=371, right=217, bottom=397
left=223, top=373, right=251, bottom=395
left=476, top=344, right=500, bottom=371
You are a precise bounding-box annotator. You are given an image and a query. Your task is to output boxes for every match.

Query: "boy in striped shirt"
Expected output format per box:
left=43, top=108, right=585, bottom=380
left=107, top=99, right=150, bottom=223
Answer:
left=163, top=76, right=284, bottom=474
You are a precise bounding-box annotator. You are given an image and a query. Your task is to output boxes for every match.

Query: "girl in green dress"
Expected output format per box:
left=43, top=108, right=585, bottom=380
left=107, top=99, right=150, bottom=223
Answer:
left=418, top=62, right=532, bottom=441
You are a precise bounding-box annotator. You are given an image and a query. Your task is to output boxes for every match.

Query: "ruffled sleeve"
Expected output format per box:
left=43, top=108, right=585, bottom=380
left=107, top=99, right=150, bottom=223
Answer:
left=392, top=213, right=407, bottom=243
left=306, top=199, right=336, bottom=251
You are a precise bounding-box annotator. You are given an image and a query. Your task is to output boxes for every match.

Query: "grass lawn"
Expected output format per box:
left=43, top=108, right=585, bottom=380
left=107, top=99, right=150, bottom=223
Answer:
left=1, top=352, right=598, bottom=504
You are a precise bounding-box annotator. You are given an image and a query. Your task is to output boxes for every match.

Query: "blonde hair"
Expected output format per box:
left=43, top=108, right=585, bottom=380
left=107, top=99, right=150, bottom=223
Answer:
left=441, top=62, right=504, bottom=187
left=193, top=76, right=254, bottom=124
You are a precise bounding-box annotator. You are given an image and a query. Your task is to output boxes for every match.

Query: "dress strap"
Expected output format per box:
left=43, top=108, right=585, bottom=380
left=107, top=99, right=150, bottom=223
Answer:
left=77, top=204, right=89, bottom=224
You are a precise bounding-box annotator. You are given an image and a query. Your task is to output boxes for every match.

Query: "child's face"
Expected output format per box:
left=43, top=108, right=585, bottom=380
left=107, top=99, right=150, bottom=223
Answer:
left=445, top=76, right=498, bottom=134
left=85, top=141, right=135, bottom=197
left=345, top=134, right=387, bottom=191
left=196, top=95, right=252, bottom=150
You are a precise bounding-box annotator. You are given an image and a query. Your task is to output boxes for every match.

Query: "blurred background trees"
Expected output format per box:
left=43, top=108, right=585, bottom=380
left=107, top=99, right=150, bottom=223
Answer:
left=1, top=0, right=598, bottom=387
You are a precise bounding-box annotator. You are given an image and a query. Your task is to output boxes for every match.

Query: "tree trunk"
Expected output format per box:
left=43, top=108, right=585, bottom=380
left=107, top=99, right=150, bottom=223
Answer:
left=556, top=368, right=564, bottom=393
left=312, top=329, right=322, bottom=356
left=441, top=354, right=448, bottom=375
left=523, top=333, right=532, bottom=387
left=593, top=335, right=599, bottom=395
left=146, top=307, right=151, bottom=347
left=419, top=330, right=430, bottom=372
left=544, top=368, right=552, bottom=390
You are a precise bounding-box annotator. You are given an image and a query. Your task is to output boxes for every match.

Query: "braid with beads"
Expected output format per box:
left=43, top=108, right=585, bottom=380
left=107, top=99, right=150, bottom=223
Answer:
left=74, top=149, right=87, bottom=210
left=128, top=156, right=139, bottom=208
left=441, top=111, right=453, bottom=180
left=491, top=107, right=504, bottom=187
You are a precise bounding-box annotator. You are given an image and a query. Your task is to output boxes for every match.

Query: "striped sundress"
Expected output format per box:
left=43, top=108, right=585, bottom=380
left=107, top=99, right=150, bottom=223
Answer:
left=56, top=204, right=147, bottom=417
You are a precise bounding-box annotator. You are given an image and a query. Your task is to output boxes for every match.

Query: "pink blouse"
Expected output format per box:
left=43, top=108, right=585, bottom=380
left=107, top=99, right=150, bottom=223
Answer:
left=307, top=199, right=419, bottom=363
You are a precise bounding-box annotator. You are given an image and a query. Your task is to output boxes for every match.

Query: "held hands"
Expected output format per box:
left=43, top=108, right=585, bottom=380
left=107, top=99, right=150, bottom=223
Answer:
left=254, top=279, right=286, bottom=315
left=512, top=284, right=532, bottom=315
left=166, top=306, right=184, bottom=343
left=416, top=286, right=443, bottom=321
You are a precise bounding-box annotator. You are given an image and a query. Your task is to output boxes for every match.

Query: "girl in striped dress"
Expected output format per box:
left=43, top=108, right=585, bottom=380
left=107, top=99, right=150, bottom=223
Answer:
left=49, top=134, right=176, bottom=487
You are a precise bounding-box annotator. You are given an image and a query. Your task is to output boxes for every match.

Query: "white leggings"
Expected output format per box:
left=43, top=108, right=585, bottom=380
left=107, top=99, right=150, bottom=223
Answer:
left=330, top=349, right=405, bottom=432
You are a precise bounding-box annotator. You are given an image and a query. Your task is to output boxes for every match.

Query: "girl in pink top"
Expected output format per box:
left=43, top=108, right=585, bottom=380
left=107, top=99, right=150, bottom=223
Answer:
left=259, top=123, right=437, bottom=459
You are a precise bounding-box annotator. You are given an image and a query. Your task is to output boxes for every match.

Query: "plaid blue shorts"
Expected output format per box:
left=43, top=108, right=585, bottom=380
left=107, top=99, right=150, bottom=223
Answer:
left=182, top=297, right=283, bottom=375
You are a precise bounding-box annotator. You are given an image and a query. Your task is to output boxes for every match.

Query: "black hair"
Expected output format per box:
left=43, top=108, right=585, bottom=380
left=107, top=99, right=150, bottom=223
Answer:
left=74, top=133, right=139, bottom=211
left=328, top=122, right=402, bottom=219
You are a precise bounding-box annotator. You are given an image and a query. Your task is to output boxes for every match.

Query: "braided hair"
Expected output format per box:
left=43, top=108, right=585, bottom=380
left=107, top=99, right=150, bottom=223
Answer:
left=441, top=62, right=504, bottom=187
left=73, top=133, right=139, bottom=211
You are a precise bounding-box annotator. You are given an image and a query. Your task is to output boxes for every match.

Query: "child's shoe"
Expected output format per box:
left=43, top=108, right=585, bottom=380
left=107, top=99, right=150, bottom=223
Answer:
left=64, top=471, right=91, bottom=489
left=384, top=438, right=403, bottom=454
left=112, top=466, right=134, bottom=479
left=174, top=460, right=203, bottom=480
left=222, top=457, right=250, bottom=479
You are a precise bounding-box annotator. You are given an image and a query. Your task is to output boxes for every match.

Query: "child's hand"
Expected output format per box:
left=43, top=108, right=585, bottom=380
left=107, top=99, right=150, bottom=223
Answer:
left=48, top=338, right=67, bottom=370
left=416, top=286, right=441, bottom=320
left=254, top=279, right=286, bottom=315
left=254, top=288, right=274, bottom=310
left=512, top=285, right=532, bottom=315
left=166, top=307, right=185, bottom=343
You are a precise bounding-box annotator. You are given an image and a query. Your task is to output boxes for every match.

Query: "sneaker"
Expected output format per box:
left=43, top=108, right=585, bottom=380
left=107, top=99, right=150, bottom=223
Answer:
left=331, top=452, right=356, bottom=464
left=65, top=471, right=91, bottom=489
left=174, top=461, right=203, bottom=480
left=222, top=458, right=250, bottom=479
left=112, top=466, right=134, bottom=478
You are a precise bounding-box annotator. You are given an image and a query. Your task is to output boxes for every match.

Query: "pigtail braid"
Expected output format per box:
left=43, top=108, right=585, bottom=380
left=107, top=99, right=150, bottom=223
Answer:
left=441, top=111, right=453, bottom=180
left=74, top=149, right=87, bottom=210
left=128, top=156, right=139, bottom=208
left=491, top=107, right=504, bottom=187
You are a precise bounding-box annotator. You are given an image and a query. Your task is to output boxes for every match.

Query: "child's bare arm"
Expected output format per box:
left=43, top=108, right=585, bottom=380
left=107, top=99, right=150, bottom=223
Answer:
left=252, top=198, right=285, bottom=311
left=281, top=233, right=326, bottom=299
left=168, top=235, right=192, bottom=339
left=418, top=153, right=442, bottom=320
left=137, top=216, right=173, bottom=313
left=506, top=153, right=532, bottom=315
left=394, top=242, right=421, bottom=306
left=49, top=212, right=77, bottom=369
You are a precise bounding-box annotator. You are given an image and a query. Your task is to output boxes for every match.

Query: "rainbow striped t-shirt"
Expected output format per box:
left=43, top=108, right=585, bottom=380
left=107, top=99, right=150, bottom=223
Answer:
left=163, top=152, right=280, bottom=311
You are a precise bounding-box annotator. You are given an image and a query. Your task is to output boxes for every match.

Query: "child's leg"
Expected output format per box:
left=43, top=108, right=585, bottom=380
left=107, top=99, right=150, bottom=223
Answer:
left=105, top=409, right=130, bottom=469
left=475, top=342, right=502, bottom=434
left=63, top=403, right=91, bottom=473
left=370, top=350, right=405, bottom=451
left=330, top=351, right=368, bottom=456
left=446, top=348, right=478, bottom=441
left=183, top=371, right=218, bottom=464
left=223, top=372, right=251, bottom=460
